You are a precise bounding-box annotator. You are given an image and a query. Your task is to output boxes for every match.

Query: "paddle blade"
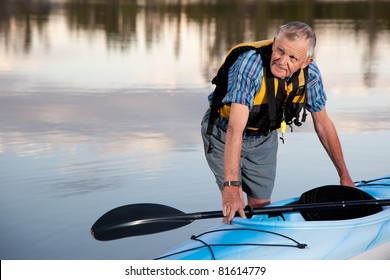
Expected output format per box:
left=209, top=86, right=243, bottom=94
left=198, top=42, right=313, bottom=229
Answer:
left=299, top=185, right=382, bottom=221
left=91, top=203, right=193, bottom=241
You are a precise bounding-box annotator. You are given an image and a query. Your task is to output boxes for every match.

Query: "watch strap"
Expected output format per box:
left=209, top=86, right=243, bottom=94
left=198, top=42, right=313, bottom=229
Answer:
left=223, top=180, right=242, bottom=187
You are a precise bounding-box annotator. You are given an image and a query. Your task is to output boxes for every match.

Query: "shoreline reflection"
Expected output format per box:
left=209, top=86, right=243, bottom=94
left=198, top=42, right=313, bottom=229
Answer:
left=1, top=0, right=390, bottom=87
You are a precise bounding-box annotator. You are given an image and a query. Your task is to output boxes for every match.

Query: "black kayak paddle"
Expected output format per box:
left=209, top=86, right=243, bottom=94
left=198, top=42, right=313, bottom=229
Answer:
left=91, top=185, right=390, bottom=241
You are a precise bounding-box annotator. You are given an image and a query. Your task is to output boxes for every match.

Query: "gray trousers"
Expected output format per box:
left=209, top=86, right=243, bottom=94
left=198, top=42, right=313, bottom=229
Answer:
left=201, top=112, right=278, bottom=200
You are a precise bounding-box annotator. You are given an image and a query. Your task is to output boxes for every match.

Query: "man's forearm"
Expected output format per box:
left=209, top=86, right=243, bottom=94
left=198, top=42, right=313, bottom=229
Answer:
left=224, top=125, right=243, bottom=182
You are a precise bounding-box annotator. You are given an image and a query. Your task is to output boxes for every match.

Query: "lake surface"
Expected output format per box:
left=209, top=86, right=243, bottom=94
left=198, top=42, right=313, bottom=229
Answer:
left=0, top=0, right=389, bottom=260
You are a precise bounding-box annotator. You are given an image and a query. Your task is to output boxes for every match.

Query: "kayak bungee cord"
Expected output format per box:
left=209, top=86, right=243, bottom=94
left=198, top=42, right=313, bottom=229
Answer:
left=355, top=176, right=390, bottom=186
left=156, top=228, right=307, bottom=260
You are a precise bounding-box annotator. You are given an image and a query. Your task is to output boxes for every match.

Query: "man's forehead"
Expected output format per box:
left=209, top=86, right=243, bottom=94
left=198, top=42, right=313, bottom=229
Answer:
left=274, top=36, right=309, bottom=54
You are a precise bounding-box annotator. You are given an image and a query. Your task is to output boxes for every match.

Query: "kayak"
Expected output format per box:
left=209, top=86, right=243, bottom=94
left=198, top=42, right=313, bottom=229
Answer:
left=156, top=176, right=390, bottom=260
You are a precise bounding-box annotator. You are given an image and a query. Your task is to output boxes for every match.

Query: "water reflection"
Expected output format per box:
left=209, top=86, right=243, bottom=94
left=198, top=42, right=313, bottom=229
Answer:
left=1, top=0, right=390, bottom=86
left=1, top=0, right=390, bottom=158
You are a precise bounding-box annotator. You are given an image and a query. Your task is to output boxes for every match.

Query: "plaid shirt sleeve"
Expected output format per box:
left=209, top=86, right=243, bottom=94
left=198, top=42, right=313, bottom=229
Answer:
left=306, top=62, right=327, bottom=112
left=222, top=50, right=263, bottom=111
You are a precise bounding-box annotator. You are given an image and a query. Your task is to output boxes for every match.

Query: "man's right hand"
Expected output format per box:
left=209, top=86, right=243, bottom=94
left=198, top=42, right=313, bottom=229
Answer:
left=222, top=186, right=246, bottom=223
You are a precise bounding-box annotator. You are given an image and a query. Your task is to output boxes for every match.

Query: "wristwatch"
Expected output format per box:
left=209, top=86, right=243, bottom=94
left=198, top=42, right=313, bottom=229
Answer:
left=223, top=180, right=242, bottom=187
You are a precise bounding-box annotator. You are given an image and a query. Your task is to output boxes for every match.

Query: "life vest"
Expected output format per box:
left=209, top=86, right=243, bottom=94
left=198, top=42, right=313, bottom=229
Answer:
left=207, top=39, right=309, bottom=138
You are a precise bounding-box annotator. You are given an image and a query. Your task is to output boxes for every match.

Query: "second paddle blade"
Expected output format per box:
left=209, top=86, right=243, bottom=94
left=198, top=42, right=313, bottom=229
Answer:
left=91, top=203, right=193, bottom=241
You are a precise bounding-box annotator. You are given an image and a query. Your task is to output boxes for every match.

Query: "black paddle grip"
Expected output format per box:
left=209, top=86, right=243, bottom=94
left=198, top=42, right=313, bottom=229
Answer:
left=244, top=205, right=254, bottom=219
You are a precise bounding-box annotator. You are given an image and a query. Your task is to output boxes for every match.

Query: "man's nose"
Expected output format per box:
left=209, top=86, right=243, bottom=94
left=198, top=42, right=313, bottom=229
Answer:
left=278, top=54, right=289, bottom=65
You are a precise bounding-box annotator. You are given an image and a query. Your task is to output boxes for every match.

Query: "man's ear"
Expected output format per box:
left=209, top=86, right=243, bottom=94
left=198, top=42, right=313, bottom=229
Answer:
left=302, top=57, right=313, bottom=69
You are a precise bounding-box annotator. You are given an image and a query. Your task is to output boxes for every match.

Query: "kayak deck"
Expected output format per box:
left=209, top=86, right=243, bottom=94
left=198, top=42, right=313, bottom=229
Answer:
left=157, top=176, right=390, bottom=260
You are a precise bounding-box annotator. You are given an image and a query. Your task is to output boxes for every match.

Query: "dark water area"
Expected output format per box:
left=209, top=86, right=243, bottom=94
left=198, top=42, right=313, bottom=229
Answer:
left=0, top=0, right=389, bottom=259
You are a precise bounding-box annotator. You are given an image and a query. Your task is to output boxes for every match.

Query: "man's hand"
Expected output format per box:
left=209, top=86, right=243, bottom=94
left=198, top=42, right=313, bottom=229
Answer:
left=341, top=177, right=356, bottom=188
left=222, top=186, right=246, bottom=223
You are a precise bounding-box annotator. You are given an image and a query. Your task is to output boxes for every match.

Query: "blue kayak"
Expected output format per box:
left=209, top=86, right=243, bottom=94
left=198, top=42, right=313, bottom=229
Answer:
left=157, top=176, right=390, bottom=260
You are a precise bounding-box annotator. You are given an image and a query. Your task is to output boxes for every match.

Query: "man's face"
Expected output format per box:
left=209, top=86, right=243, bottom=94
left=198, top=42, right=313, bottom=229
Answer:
left=270, top=35, right=312, bottom=79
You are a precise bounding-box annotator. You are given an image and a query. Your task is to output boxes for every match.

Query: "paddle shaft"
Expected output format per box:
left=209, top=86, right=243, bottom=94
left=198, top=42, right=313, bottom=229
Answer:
left=103, top=199, right=390, bottom=226
left=184, top=198, right=390, bottom=220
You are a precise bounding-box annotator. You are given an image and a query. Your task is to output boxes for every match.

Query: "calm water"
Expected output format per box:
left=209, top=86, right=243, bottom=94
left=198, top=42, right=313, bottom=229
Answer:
left=1, top=0, right=390, bottom=260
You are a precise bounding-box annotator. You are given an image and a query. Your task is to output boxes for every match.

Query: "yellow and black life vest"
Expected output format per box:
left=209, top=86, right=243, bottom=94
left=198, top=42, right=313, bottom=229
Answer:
left=207, top=40, right=309, bottom=138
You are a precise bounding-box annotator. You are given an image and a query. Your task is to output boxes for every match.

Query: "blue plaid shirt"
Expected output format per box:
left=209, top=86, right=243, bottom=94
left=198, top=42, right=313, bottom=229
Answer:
left=208, top=49, right=327, bottom=134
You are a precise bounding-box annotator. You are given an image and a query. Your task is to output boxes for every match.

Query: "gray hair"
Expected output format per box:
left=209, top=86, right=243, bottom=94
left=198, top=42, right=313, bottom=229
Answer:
left=276, top=21, right=317, bottom=58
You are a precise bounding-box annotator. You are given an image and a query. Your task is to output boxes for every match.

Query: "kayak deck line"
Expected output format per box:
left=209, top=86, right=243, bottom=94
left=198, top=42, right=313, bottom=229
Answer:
left=155, top=227, right=307, bottom=260
left=354, top=176, right=390, bottom=186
